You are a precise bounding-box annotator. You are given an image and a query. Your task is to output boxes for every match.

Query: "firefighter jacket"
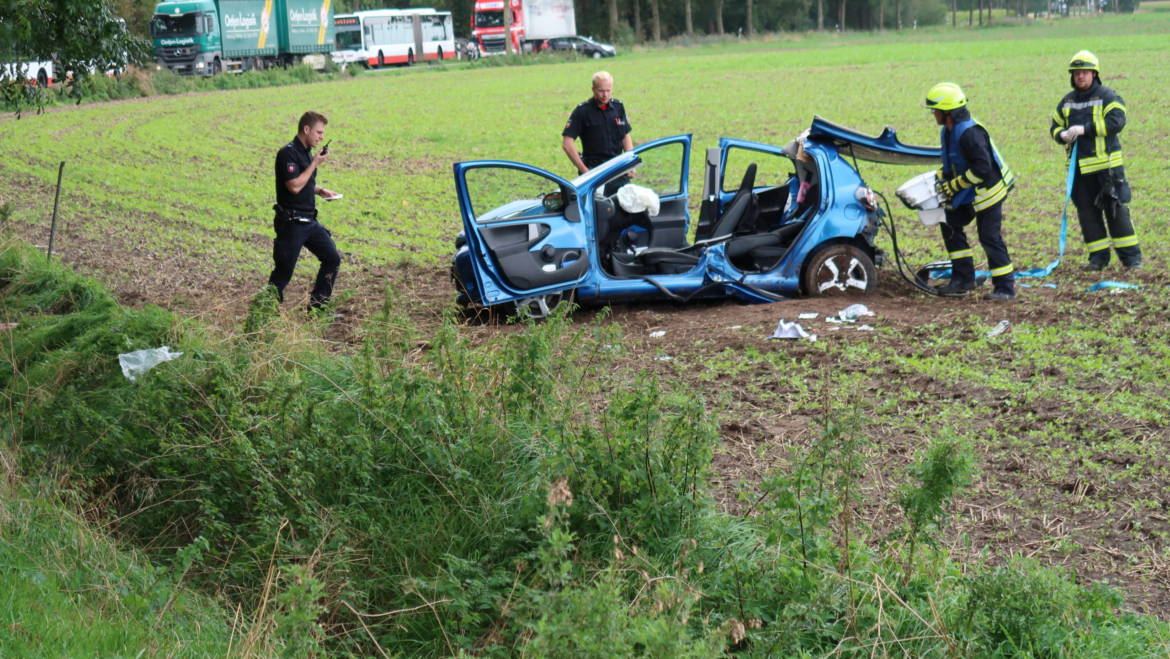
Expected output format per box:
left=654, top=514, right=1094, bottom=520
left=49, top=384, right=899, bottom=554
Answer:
left=940, top=113, right=1016, bottom=212
left=1050, top=80, right=1125, bottom=175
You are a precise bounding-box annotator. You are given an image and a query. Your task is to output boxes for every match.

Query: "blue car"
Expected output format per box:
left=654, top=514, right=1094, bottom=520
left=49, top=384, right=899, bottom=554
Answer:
left=451, top=117, right=940, bottom=316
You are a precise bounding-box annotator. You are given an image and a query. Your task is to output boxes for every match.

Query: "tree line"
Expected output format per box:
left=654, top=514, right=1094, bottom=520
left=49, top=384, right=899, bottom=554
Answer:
left=103, top=0, right=1137, bottom=44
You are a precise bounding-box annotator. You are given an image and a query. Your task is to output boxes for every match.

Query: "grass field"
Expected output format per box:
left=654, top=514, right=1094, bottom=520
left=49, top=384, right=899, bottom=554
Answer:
left=5, top=5, right=1170, bottom=639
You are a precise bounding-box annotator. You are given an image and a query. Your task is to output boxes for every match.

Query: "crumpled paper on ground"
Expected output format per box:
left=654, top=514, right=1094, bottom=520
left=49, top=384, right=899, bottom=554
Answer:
left=769, top=320, right=816, bottom=342
left=825, top=303, right=875, bottom=324
left=118, top=346, right=184, bottom=382
left=616, top=183, right=661, bottom=217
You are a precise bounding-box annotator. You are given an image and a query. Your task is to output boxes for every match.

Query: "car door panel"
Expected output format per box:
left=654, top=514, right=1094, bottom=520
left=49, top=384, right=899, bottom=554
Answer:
left=453, top=161, right=588, bottom=305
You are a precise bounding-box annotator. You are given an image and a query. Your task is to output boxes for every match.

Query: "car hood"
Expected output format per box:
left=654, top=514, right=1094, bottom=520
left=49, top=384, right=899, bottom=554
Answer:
left=806, top=116, right=940, bottom=166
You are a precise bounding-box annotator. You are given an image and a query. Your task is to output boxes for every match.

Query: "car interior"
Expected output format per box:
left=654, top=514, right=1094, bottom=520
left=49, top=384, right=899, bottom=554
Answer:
left=605, top=144, right=820, bottom=277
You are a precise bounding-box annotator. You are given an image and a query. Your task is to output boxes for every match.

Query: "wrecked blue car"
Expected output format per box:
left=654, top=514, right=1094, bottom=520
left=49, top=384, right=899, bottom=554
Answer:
left=450, top=117, right=940, bottom=316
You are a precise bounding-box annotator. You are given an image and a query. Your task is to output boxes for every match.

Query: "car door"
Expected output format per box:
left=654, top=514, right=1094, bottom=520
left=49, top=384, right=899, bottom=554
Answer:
left=453, top=161, right=590, bottom=307
left=629, top=134, right=691, bottom=247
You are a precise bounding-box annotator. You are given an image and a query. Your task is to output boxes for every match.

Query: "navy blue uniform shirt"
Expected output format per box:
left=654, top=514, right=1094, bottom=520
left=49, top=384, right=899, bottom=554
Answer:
left=275, top=138, right=316, bottom=212
left=562, top=98, right=631, bottom=168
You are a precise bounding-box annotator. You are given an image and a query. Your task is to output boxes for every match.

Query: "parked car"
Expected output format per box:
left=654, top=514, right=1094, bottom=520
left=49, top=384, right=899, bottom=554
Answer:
left=542, top=35, right=616, bottom=58
left=450, top=117, right=941, bottom=317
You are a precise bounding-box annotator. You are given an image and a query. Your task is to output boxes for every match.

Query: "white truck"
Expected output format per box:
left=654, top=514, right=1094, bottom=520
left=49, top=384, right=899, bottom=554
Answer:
left=470, top=0, right=576, bottom=55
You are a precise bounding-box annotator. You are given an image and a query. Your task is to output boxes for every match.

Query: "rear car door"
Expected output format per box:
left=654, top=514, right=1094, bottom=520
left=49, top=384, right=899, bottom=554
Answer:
left=453, top=161, right=590, bottom=307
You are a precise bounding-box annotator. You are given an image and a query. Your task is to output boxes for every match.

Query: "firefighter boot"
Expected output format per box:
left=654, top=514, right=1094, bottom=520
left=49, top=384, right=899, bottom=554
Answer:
left=936, top=257, right=977, bottom=297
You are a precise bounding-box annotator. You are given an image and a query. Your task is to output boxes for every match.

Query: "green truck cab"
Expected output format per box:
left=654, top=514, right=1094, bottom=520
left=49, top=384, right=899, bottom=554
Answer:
left=151, top=0, right=333, bottom=75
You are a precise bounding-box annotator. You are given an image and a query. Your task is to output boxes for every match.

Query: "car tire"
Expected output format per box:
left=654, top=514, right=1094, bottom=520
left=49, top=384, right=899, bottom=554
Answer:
left=592, top=51, right=602, bottom=59
left=511, top=289, right=577, bottom=320
left=801, top=244, right=876, bottom=296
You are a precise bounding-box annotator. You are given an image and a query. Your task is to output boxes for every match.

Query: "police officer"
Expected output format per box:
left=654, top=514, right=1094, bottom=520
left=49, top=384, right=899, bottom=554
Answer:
left=269, top=111, right=342, bottom=311
left=1050, top=50, right=1141, bottom=271
left=925, top=82, right=1017, bottom=301
left=562, top=70, right=632, bottom=192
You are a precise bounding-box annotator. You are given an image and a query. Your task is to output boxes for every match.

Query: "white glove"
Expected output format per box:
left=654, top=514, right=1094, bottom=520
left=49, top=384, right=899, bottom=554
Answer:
left=1060, top=125, right=1085, bottom=144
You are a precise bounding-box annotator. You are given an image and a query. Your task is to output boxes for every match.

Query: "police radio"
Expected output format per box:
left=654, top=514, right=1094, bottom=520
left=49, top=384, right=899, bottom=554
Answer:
left=320, top=140, right=332, bottom=156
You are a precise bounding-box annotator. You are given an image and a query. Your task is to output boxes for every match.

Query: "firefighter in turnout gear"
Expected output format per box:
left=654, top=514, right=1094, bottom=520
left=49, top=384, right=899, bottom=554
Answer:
left=925, top=82, right=1017, bottom=300
left=1050, top=50, right=1141, bottom=271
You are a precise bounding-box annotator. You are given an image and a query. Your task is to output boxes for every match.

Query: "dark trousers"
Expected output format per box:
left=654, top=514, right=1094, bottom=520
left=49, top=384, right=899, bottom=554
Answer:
left=268, top=216, right=341, bottom=308
left=941, top=201, right=1014, bottom=291
left=1072, top=167, right=1140, bottom=266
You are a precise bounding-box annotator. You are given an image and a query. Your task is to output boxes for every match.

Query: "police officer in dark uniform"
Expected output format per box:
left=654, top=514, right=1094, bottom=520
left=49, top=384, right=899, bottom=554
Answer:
left=1050, top=50, right=1141, bottom=271
left=561, top=70, right=632, bottom=193
left=269, top=111, right=342, bottom=311
left=925, top=82, right=1018, bottom=301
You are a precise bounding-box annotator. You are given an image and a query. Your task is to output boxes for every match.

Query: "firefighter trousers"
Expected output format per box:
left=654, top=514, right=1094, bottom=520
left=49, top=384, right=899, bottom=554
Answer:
left=940, top=201, right=1014, bottom=291
left=1072, top=166, right=1140, bottom=267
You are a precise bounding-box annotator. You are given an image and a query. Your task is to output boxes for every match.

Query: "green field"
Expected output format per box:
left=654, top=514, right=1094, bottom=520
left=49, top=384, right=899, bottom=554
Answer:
left=4, top=11, right=1169, bottom=275
left=5, top=7, right=1170, bottom=655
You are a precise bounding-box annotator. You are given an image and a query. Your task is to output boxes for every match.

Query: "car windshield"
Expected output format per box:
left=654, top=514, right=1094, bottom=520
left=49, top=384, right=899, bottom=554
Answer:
left=152, top=13, right=204, bottom=37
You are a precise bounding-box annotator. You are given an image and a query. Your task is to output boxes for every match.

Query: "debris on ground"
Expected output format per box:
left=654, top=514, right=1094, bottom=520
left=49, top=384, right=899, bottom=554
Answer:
left=118, top=346, right=184, bottom=382
left=769, top=319, right=816, bottom=342
left=649, top=330, right=667, bottom=338
left=986, top=319, right=1011, bottom=338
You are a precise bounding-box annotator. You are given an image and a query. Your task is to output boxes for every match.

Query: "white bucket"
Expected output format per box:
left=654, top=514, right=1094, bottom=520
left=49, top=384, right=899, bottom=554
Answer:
left=896, top=170, right=944, bottom=209
left=896, top=170, right=947, bottom=226
left=918, top=207, right=946, bottom=226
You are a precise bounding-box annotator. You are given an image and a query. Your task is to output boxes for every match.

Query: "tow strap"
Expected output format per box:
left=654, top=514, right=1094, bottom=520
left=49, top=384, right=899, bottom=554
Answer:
left=1016, top=143, right=1076, bottom=279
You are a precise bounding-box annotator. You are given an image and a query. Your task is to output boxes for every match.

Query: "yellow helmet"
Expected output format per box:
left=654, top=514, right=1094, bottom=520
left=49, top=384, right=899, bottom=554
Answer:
left=924, top=82, right=967, bottom=112
left=1068, top=50, right=1099, bottom=73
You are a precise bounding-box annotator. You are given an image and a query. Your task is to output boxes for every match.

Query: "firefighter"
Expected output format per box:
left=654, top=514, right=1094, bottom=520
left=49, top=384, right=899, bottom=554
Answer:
left=925, top=82, right=1017, bottom=301
left=1050, top=50, right=1141, bottom=271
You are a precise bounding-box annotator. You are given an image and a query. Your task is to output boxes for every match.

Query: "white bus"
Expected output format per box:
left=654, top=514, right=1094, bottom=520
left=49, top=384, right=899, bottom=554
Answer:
left=332, top=8, right=455, bottom=68
left=2, top=60, right=54, bottom=88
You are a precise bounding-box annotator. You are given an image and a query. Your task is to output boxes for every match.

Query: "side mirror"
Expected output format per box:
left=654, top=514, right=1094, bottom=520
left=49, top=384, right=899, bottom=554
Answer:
left=541, top=191, right=567, bottom=213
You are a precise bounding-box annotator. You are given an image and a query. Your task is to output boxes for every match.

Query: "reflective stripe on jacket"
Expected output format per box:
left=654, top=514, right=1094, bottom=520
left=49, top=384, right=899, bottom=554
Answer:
left=942, top=118, right=1016, bottom=212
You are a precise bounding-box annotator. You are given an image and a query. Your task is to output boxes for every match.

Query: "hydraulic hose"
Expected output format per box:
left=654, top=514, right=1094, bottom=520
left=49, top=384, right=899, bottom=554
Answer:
left=875, top=190, right=946, bottom=296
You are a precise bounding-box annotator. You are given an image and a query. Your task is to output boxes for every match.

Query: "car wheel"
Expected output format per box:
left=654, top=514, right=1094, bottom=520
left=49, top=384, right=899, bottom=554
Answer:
left=512, top=290, right=576, bottom=320
left=592, top=51, right=602, bottom=59
left=801, top=244, right=876, bottom=296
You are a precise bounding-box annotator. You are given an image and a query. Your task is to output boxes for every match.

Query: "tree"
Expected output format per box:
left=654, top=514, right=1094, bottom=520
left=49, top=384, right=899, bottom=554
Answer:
left=608, top=0, right=620, bottom=41
left=746, top=0, right=754, bottom=35
left=1, top=0, right=147, bottom=113
left=649, top=0, right=661, bottom=41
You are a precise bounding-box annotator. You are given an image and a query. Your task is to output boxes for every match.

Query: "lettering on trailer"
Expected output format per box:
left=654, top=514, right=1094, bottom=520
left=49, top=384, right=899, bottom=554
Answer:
left=317, top=0, right=331, bottom=44
left=290, top=8, right=320, bottom=26
left=257, top=0, right=273, bottom=47
left=223, top=13, right=259, bottom=29
left=160, top=37, right=196, bottom=45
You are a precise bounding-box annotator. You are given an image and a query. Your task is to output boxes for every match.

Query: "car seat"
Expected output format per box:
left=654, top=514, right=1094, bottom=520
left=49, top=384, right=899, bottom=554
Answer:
left=707, top=163, right=759, bottom=239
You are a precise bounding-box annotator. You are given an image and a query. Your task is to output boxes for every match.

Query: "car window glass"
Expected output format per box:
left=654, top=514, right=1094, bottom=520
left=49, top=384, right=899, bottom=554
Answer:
left=464, top=166, right=567, bottom=223
left=722, top=146, right=793, bottom=193
left=632, top=141, right=685, bottom=198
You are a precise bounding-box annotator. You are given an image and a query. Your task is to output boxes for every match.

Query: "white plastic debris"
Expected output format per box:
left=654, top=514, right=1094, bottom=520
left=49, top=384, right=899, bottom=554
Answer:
left=798, top=312, right=819, bottom=320
left=769, top=319, right=816, bottom=342
left=837, top=303, right=874, bottom=322
left=118, top=346, right=184, bottom=382
left=985, top=320, right=1011, bottom=338
left=856, top=325, right=875, bottom=331
left=648, top=330, right=667, bottom=338
left=654, top=355, right=673, bottom=361
left=616, top=183, right=661, bottom=217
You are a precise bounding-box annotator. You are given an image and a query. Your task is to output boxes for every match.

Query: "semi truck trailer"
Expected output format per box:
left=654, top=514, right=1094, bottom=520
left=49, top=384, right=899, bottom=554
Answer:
left=151, top=0, right=334, bottom=75
left=470, top=0, right=575, bottom=55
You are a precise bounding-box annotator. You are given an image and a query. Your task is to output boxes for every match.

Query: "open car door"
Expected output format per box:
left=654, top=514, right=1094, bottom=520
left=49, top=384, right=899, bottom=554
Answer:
left=807, top=116, right=941, bottom=166
left=453, top=161, right=589, bottom=309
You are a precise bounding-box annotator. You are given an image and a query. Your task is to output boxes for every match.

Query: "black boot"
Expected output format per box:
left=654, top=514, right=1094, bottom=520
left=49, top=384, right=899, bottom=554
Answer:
left=935, top=258, right=976, bottom=297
